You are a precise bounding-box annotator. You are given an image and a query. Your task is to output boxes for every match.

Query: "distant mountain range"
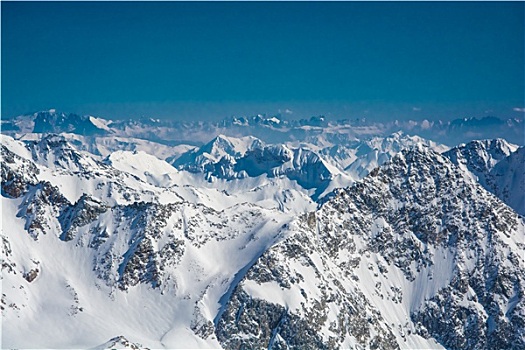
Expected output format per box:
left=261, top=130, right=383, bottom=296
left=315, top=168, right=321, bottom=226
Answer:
left=3, top=109, right=524, bottom=146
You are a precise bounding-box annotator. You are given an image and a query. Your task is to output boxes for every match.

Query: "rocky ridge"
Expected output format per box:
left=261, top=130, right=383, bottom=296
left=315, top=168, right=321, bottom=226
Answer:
left=214, top=145, right=525, bottom=349
left=444, top=139, right=524, bottom=214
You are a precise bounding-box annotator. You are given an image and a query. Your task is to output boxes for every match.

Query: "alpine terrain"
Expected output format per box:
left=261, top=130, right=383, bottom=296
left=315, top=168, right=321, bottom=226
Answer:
left=1, top=110, right=524, bottom=349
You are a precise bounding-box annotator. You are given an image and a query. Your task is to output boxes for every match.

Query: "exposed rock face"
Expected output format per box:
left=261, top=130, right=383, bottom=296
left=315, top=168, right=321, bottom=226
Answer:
left=215, top=145, right=525, bottom=350
left=23, top=268, right=39, bottom=283
left=216, top=287, right=330, bottom=350
left=59, top=194, right=108, bottom=242
left=443, top=139, right=524, bottom=214
left=17, top=181, right=70, bottom=240
left=1, top=145, right=39, bottom=198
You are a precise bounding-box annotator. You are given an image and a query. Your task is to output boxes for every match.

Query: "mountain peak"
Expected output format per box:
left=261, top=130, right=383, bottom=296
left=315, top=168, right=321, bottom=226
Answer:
left=443, top=138, right=519, bottom=194
left=214, top=132, right=524, bottom=349
left=32, top=110, right=109, bottom=136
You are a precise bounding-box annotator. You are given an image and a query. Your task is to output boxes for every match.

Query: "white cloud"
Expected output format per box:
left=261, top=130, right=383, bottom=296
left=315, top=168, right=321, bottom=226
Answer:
left=513, top=107, right=525, bottom=113
left=278, top=108, right=293, bottom=115
left=421, top=119, right=431, bottom=130
left=412, top=107, right=422, bottom=112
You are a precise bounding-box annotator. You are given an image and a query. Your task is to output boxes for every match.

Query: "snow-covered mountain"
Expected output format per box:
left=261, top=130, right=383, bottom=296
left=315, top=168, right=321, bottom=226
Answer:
left=3, top=109, right=524, bottom=146
left=21, top=109, right=112, bottom=136
left=171, top=135, right=342, bottom=199
left=443, top=139, right=518, bottom=187
left=215, top=145, right=525, bottom=349
left=16, top=131, right=194, bottom=161
left=1, top=135, right=296, bottom=348
left=1, top=109, right=525, bottom=349
left=167, top=131, right=450, bottom=202
left=169, top=135, right=262, bottom=174
left=487, top=146, right=525, bottom=216
left=341, top=131, right=449, bottom=179
left=443, top=139, right=524, bottom=215
left=0, top=134, right=316, bottom=213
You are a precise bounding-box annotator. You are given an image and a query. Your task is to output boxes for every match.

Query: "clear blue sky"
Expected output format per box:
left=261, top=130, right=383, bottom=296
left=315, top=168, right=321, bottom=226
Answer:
left=2, top=1, right=524, bottom=121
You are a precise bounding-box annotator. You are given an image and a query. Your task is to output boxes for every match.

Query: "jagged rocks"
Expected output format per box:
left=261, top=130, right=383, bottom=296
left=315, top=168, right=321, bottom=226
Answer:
left=92, top=202, right=273, bottom=290
left=1, top=236, right=16, bottom=275
left=215, top=146, right=524, bottom=350
left=16, top=181, right=70, bottom=240
left=215, top=220, right=400, bottom=349
left=443, top=139, right=524, bottom=215
left=216, top=287, right=328, bottom=349
left=91, top=335, right=148, bottom=350
left=119, top=233, right=160, bottom=289
left=23, top=269, right=39, bottom=283
left=59, top=194, right=107, bottom=241
left=1, top=145, right=39, bottom=198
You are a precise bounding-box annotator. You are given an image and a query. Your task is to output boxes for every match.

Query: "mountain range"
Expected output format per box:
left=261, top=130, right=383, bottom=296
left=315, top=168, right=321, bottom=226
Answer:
left=3, top=109, right=524, bottom=146
left=1, top=110, right=524, bottom=349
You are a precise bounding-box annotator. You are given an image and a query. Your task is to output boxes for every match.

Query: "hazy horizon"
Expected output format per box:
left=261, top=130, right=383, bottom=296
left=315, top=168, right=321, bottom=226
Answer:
left=5, top=100, right=525, bottom=124
left=2, top=2, right=524, bottom=122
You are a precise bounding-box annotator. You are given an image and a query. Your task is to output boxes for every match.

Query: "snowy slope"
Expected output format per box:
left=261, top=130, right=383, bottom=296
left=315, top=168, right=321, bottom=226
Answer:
left=1, top=193, right=293, bottom=349
left=105, top=150, right=179, bottom=186
left=443, top=139, right=518, bottom=187
left=443, top=139, right=522, bottom=214
left=16, top=132, right=194, bottom=161
left=344, top=131, right=449, bottom=179
left=489, top=146, right=525, bottom=215
left=1, top=137, right=297, bottom=348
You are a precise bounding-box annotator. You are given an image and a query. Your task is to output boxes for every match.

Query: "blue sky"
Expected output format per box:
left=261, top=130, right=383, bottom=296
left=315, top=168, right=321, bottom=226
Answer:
left=2, top=1, right=524, bottom=121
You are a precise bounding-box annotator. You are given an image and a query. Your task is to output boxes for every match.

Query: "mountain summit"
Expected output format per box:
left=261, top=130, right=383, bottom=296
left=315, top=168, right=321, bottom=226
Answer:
left=214, top=145, right=524, bottom=349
